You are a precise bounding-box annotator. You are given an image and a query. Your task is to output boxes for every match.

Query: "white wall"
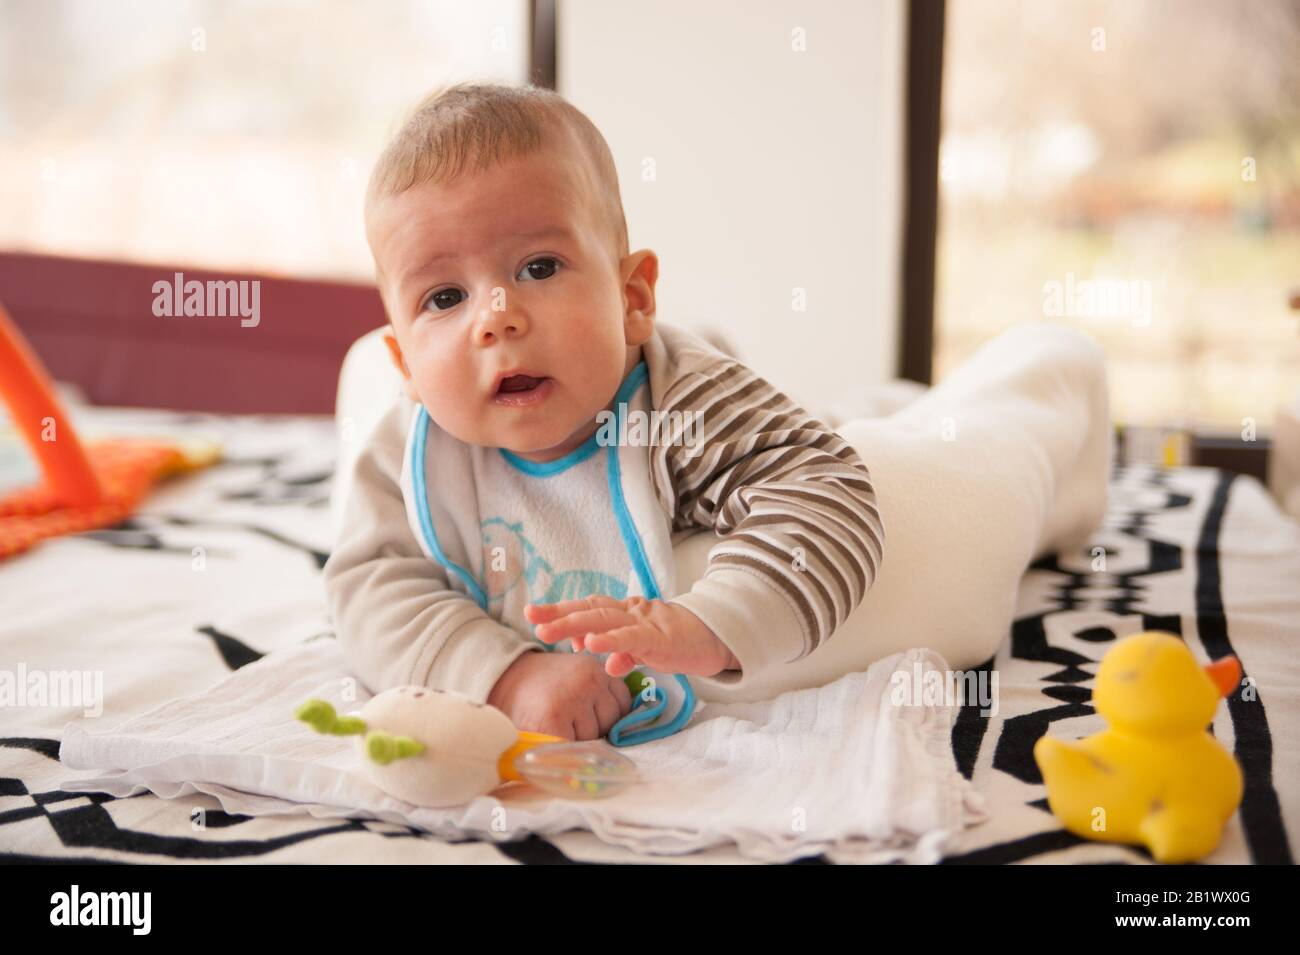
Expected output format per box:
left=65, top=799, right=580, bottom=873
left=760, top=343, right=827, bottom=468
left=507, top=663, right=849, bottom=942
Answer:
left=558, top=0, right=905, bottom=414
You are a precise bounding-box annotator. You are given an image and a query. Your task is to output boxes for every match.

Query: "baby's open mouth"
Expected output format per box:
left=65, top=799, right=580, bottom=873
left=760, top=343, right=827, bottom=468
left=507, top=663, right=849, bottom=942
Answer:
left=497, top=375, right=548, bottom=394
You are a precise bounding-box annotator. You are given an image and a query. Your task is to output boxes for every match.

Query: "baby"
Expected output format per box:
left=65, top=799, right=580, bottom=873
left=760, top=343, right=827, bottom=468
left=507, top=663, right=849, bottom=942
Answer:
left=323, top=82, right=885, bottom=742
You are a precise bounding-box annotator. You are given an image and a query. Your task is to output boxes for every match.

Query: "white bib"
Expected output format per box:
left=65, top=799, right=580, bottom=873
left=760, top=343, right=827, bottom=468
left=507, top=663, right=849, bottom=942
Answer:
left=472, top=432, right=632, bottom=651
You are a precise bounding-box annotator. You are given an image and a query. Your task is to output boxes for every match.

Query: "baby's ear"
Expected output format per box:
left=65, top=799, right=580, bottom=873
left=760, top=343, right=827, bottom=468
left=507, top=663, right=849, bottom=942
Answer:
left=621, top=249, right=658, bottom=346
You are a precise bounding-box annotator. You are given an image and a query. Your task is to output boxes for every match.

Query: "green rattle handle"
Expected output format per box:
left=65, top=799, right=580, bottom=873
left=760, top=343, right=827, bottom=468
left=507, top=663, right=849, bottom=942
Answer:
left=624, top=669, right=654, bottom=699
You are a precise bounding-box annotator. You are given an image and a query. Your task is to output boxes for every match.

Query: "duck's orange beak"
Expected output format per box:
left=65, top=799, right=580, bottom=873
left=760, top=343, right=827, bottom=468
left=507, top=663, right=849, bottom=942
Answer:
left=1204, top=655, right=1241, bottom=697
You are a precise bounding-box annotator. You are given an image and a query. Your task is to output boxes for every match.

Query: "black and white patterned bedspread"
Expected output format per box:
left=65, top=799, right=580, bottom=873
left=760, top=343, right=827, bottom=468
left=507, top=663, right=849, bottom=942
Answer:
left=2, top=406, right=1297, bottom=864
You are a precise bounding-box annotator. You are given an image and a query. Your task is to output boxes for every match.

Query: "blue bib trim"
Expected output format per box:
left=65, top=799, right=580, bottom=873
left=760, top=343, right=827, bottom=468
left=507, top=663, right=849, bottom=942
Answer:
left=410, top=406, right=489, bottom=611
left=499, top=427, right=603, bottom=476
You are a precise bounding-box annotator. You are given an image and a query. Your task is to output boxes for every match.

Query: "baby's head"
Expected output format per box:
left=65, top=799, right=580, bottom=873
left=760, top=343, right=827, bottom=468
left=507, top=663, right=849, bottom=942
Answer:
left=365, top=82, right=658, bottom=464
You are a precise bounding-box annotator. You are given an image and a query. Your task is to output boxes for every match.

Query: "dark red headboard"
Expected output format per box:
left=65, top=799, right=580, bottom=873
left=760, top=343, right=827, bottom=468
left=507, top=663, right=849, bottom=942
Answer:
left=0, top=251, right=387, bottom=415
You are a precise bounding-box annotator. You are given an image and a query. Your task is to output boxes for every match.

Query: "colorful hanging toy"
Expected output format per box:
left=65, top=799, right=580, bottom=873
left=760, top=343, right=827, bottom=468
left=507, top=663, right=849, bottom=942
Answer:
left=0, top=301, right=220, bottom=559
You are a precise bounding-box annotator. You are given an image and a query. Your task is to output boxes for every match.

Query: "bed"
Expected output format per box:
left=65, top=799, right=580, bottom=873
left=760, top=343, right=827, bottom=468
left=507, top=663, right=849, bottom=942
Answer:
left=1, top=399, right=1297, bottom=864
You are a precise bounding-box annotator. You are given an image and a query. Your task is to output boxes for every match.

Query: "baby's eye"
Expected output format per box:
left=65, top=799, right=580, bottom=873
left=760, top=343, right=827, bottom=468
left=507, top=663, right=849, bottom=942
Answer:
left=423, top=287, right=464, bottom=312
left=518, top=257, right=561, bottom=282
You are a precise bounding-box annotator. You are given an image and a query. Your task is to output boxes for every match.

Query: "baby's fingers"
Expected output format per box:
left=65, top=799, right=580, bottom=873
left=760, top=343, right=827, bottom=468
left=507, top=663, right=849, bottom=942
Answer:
left=603, top=651, right=639, bottom=679
left=584, top=624, right=660, bottom=665
left=572, top=706, right=601, bottom=742
left=525, top=597, right=625, bottom=625
left=533, top=607, right=629, bottom=645
left=596, top=684, right=629, bottom=734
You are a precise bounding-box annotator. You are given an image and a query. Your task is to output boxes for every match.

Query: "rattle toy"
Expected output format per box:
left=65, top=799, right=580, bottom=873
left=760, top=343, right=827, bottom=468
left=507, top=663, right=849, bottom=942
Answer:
left=1033, top=630, right=1244, bottom=863
left=295, top=673, right=658, bottom=808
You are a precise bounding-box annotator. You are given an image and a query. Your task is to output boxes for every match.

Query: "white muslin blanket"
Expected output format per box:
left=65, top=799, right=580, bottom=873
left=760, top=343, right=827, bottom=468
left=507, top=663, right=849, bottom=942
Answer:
left=60, top=637, right=988, bottom=864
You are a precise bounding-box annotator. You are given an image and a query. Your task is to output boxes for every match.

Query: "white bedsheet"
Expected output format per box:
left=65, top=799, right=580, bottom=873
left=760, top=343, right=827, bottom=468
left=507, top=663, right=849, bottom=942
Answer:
left=58, top=638, right=986, bottom=864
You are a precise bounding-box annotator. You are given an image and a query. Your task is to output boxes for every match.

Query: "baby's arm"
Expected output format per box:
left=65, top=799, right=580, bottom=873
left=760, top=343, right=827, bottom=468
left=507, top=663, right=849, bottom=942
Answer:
left=653, top=354, right=885, bottom=685
left=322, top=400, right=542, bottom=703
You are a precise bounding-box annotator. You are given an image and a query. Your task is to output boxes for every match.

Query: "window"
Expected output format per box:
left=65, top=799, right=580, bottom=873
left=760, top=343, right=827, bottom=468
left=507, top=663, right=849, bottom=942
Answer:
left=0, top=0, right=530, bottom=281
left=936, top=0, right=1300, bottom=432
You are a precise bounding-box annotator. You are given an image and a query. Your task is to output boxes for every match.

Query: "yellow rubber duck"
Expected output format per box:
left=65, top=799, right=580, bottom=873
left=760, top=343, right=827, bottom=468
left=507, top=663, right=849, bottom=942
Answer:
left=1033, top=630, right=1243, bottom=863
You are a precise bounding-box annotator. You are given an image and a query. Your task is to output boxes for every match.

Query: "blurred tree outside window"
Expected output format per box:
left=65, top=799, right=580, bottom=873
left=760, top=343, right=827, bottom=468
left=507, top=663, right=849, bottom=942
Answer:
left=0, top=0, right=529, bottom=282
left=937, top=0, right=1300, bottom=432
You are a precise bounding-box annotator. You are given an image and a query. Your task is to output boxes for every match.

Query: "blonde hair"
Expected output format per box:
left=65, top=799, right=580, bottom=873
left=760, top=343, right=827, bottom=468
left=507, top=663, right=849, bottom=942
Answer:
left=365, top=82, right=629, bottom=264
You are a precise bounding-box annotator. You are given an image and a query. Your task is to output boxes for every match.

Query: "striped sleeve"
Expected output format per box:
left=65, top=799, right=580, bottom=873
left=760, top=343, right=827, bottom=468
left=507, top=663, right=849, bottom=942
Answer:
left=651, top=357, right=884, bottom=662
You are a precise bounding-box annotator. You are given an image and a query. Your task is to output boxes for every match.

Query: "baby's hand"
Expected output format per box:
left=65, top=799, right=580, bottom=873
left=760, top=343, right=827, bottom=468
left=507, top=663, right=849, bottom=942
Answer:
left=487, top=650, right=633, bottom=741
left=525, top=596, right=740, bottom=678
